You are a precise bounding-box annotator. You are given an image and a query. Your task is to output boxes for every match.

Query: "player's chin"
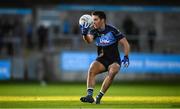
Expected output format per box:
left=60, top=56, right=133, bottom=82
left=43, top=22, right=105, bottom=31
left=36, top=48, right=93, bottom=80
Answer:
left=93, top=25, right=98, bottom=29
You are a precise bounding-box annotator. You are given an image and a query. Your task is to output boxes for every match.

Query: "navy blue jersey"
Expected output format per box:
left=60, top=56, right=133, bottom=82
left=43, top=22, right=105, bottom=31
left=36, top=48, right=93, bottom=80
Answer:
left=89, top=24, right=125, bottom=60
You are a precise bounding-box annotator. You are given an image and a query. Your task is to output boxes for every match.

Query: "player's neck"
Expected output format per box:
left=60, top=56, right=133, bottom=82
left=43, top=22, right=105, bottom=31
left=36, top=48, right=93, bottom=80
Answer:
left=98, top=23, right=106, bottom=31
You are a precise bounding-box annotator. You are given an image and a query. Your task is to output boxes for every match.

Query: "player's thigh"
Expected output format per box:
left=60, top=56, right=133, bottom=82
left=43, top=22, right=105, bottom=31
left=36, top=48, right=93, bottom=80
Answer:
left=88, top=61, right=106, bottom=75
left=108, top=62, right=120, bottom=74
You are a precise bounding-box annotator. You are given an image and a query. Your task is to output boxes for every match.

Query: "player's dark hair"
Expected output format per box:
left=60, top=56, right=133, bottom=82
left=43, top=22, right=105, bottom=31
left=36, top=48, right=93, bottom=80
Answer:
left=91, top=11, right=106, bottom=21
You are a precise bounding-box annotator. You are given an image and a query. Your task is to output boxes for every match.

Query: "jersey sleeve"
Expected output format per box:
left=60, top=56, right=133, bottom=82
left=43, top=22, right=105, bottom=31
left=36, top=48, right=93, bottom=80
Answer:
left=112, top=27, right=125, bottom=40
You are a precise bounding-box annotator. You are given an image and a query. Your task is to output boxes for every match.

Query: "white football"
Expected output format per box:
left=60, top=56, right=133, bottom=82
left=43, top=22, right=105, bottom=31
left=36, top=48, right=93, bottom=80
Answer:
left=79, top=14, right=93, bottom=27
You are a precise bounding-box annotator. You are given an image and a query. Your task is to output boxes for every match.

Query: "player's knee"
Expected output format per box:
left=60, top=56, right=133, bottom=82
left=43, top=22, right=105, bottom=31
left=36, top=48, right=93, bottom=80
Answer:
left=109, top=63, right=120, bottom=73
left=108, top=71, right=118, bottom=79
left=109, top=68, right=119, bottom=75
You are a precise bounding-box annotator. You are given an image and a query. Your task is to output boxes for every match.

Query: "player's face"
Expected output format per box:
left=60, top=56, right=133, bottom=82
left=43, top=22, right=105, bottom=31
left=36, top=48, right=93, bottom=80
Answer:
left=92, top=15, right=105, bottom=29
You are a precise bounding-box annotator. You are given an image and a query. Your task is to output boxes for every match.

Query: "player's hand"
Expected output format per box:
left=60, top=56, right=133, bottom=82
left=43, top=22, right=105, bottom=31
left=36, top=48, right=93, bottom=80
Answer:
left=122, top=56, right=129, bottom=68
left=80, top=22, right=90, bottom=36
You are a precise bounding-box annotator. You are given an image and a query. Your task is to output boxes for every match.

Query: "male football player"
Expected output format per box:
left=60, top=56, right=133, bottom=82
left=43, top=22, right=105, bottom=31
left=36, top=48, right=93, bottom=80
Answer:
left=80, top=11, right=130, bottom=104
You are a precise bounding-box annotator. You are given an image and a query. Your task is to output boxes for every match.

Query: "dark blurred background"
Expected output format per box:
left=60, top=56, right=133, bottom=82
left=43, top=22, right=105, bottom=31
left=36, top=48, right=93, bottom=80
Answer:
left=0, top=0, right=180, bottom=83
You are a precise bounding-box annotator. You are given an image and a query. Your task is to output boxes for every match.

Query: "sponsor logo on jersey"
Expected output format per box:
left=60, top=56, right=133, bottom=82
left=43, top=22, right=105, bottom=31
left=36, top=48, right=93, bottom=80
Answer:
left=96, top=32, right=116, bottom=46
left=100, top=38, right=110, bottom=44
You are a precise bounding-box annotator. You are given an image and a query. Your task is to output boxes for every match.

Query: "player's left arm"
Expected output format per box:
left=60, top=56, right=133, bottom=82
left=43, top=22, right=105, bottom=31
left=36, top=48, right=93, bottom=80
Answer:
left=119, top=37, right=130, bottom=67
left=119, top=37, right=130, bottom=57
left=112, top=26, right=130, bottom=67
left=112, top=27, right=130, bottom=57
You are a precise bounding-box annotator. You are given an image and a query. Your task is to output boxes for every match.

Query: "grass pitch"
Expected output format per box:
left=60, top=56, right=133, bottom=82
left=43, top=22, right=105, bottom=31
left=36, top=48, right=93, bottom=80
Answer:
left=0, top=81, right=180, bottom=108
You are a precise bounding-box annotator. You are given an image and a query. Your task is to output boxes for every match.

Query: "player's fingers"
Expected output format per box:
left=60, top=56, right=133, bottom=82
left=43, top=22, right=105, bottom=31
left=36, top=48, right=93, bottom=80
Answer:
left=80, top=24, right=83, bottom=28
left=83, top=22, right=86, bottom=27
left=124, top=62, right=129, bottom=68
left=85, top=22, right=90, bottom=28
left=124, top=63, right=127, bottom=68
left=84, top=22, right=87, bottom=28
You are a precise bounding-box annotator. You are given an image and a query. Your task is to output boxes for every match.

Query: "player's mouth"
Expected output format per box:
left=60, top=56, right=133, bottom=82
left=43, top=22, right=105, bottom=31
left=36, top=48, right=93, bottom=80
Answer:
left=93, top=24, right=98, bottom=28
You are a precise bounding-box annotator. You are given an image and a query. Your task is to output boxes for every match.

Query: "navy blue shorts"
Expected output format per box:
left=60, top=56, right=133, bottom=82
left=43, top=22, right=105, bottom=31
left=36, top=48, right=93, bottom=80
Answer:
left=96, top=57, right=121, bottom=71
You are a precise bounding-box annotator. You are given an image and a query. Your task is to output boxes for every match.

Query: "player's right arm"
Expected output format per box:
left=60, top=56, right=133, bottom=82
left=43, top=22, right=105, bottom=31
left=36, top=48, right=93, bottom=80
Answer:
left=83, top=34, right=94, bottom=44
left=80, top=22, right=94, bottom=44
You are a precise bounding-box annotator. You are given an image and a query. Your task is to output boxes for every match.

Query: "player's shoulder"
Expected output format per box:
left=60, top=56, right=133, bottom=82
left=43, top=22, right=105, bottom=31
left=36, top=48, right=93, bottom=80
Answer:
left=106, top=24, right=120, bottom=32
